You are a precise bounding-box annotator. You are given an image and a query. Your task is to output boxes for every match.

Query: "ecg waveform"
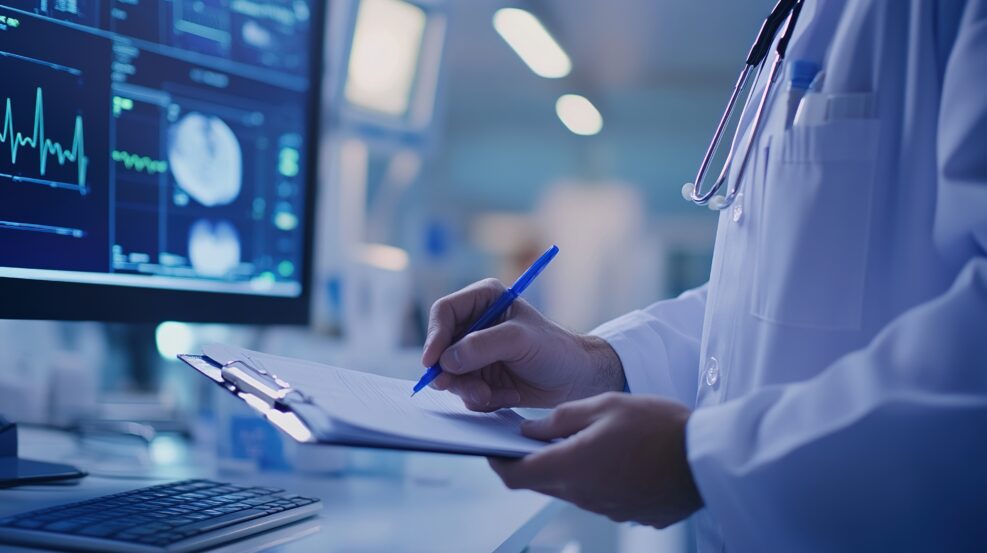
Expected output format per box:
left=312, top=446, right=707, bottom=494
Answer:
left=1, top=87, right=89, bottom=193
left=112, top=150, right=169, bottom=175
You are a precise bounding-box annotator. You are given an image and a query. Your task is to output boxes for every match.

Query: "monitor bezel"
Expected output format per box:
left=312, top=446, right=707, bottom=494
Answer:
left=0, top=3, right=326, bottom=325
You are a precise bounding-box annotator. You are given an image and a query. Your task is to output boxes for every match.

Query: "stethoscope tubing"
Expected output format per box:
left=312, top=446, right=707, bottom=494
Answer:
left=684, top=0, right=805, bottom=211
left=686, top=65, right=757, bottom=206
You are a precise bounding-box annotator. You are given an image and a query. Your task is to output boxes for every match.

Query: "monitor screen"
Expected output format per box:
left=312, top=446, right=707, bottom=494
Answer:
left=0, top=0, right=323, bottom=322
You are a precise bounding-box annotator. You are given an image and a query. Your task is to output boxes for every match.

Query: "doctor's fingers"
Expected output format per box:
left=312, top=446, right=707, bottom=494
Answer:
left=439, top=372, right=490, bottom=407
left=438, top=322, right=533, bottom=376
left=438, top=372, right=521, bottom=412
left=520, top=393, right=612, bottom=441
left=432, top=373, right=521, bottom=413
left=488, top=441, right=577, bottom=492
left=422, top=278, right=507, bottom=367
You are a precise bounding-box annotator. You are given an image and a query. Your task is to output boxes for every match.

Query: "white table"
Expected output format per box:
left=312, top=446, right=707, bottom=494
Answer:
left=0, top=427, right=561, bottom=553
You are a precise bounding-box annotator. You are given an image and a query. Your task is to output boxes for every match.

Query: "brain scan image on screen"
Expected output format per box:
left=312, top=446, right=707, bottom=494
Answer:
left=188, top=219, right=241, bottom=278
left=168, top=113, right=243, bottom=207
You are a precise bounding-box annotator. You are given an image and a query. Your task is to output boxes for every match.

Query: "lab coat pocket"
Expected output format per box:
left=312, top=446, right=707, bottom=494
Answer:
left=752, top=118, right=880, bottom=330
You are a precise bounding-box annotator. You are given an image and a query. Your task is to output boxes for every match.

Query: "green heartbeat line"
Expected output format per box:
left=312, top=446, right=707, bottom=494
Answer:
left=111, top=150, right=169, bottom=175
left=1, top=87, right=88, bottom=190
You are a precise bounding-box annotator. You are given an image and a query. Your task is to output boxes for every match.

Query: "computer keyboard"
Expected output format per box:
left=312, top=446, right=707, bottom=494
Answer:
left=0, top=479, right=322, bottom=552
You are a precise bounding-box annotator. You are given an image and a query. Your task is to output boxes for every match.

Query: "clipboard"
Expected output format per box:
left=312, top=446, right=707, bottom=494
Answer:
left=178, top=349, right=543, bottom=458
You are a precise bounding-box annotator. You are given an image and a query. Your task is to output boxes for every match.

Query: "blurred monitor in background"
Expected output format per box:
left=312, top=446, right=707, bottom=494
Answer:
left=337, top=0, right=447, bottom=134
left=345, top=0, right=427, bottom=117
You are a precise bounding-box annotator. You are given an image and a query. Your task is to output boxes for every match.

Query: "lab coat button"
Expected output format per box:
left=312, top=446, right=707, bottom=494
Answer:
left=732, top=195, right=744, bottom=222
left=705, top=357, right=720, bottom=387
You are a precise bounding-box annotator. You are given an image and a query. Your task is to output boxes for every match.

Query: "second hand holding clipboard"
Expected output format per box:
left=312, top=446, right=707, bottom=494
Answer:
left=180, top=345, right=548, bottom=458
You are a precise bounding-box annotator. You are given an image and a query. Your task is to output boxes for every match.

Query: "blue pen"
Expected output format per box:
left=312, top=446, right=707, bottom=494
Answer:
left=411, top=244, right=560, bottom=396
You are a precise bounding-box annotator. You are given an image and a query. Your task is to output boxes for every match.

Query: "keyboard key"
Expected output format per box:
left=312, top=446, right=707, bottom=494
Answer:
left=120, top=525, right=158, bottom=537
left=177, top=508, right=269, bottom=534
left=137, top=536, right=172, bottom=546
left=244, top=496, right=280, bottom=507
left=67, top=515, right=103, bottom=525
left=44, top=520, right=85, bottom=533
left=140, top=522, right=173, bottom=532
left=78, top=523, right=129, bottom=537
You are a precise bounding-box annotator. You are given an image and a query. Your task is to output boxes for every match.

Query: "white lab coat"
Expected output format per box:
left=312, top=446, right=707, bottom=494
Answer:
left=592, top=1, right=987, bottom=551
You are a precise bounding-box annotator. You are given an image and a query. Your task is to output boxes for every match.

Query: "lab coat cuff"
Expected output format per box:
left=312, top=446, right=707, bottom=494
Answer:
left=590, top=311, right=676, bottom=398
left=685, top=393, right=782, bottom=553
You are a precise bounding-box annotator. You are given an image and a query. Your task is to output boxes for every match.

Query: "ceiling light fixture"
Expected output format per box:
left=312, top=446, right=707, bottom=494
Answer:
left=556, top=94, right=603, bottom=136
left=493, top=8, right=571, bottom=79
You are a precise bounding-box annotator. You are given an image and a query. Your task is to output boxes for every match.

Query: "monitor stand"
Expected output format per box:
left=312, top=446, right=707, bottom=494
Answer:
left=0, top=417, right=86, bottom=488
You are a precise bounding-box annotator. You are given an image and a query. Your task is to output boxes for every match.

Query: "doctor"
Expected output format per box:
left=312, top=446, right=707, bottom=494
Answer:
left=422, top=0, right=987, bottom=550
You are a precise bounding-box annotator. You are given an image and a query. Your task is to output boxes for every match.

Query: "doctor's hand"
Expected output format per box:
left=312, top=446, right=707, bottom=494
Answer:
left=490, top=392, right=702, bottom=528
left=422, top=278, right=625, bottom=412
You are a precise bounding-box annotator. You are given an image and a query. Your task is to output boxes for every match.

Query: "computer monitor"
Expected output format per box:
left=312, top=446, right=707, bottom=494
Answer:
left=0, top=0, right=325, bottom=323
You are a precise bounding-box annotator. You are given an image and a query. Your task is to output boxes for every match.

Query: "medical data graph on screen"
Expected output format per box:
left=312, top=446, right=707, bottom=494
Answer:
left=0, top=0, right=314, bottom=297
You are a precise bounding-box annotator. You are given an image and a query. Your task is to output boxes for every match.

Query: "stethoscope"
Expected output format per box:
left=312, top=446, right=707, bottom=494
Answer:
left=682, top=0, right=806, bottom=210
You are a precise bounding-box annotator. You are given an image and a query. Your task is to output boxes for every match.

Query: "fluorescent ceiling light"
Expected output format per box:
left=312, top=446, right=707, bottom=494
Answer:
left=493, top=8, right=571, bottom=79
left=345, top=0, right=427, bottom=116
left=556, top=94, right=603, bottom=136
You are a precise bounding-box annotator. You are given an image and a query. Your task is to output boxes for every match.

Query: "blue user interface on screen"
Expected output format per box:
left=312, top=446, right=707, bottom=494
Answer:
left=0, top=0, right=315, bottom=296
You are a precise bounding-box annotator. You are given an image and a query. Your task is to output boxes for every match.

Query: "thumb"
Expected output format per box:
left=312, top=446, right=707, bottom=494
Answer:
left=521, top=398, right=600, bottom=441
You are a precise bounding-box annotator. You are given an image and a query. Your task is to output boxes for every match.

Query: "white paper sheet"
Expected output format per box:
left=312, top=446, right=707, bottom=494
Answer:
left=202, top=345, right=546, bottom=456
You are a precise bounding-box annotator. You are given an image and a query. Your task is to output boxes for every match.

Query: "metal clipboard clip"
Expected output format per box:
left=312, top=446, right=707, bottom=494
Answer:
left=221, top=359, right=312, bottom=408
left=178, top=353, right=318, bottom=443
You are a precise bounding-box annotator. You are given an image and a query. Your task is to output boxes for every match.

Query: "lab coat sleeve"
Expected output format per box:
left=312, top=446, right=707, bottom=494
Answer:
left=685, top=5, right=987, bottom=551
left=589, top=284, right=707, bottom=406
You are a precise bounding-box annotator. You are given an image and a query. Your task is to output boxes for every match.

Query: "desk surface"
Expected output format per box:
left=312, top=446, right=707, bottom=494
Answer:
left=0, top=428, right=560, bottom=553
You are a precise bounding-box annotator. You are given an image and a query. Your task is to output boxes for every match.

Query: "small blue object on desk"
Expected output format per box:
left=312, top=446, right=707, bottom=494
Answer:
left=411, top=244, right=560, bottom=396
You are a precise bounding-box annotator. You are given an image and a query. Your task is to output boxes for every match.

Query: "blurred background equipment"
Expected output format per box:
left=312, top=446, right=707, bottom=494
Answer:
left=0, top=0, right=774, bottom=551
